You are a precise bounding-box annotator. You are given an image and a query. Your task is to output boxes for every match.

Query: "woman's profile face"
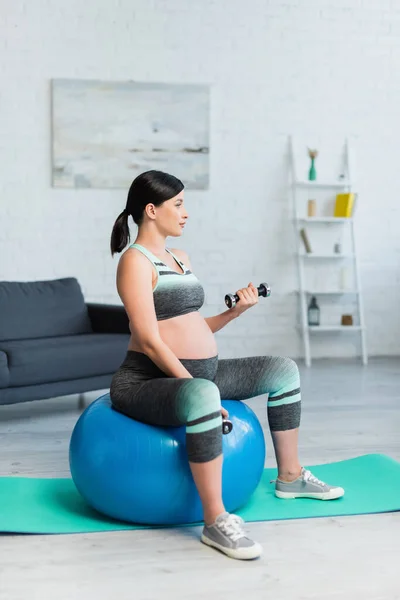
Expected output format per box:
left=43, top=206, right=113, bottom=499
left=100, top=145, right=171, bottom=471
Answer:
left=155, top=192, right=188, bottom=236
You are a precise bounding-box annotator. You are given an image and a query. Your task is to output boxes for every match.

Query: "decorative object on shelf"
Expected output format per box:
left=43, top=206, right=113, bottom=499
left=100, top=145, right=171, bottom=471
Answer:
left=341, top=314, right=353, bottom=326
left=300, top=228, right=312, bottom=253
left=307, top=199, right=317, bottom=217
left=308, top=296, right=320, bottom=326
left=334, top=193, right=355, bottom=218
left=307, top=148, right=318, bottom=181
left=334, top=242, right=342, bottom=254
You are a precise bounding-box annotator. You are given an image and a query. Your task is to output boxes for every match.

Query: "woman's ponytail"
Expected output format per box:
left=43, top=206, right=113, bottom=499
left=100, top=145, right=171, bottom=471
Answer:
left=110, top=210, right=130, bottom=256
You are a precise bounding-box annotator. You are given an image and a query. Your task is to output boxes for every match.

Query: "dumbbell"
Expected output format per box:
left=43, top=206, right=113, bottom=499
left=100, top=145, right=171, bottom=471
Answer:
left=222, top=419, right=233, bottom=435
left=225, top=282, right=271, bottom=309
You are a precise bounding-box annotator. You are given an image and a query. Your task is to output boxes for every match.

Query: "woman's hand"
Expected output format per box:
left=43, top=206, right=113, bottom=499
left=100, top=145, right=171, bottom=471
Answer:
left=230, top=282, right=259, bottom=317
left=221, top=407, right=229, bottom=419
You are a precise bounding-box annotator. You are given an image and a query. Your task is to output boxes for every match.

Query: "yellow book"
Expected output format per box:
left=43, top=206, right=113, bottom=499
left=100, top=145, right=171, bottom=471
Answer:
left=334, top=193, right=355, bottom=218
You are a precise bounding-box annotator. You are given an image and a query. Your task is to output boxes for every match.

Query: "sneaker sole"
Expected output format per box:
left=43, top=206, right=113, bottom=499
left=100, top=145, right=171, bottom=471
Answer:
left=275, top=488, right=345, bottom=500
left=200, top=534, right=262, bottom=560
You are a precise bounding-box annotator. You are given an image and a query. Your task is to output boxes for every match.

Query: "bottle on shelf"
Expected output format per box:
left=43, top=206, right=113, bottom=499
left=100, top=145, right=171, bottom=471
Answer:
left=307, top=199, right=316, bottom=217
left=308, top=296, right=320, bottom=326
left=334, top=242, right=342, bottom=254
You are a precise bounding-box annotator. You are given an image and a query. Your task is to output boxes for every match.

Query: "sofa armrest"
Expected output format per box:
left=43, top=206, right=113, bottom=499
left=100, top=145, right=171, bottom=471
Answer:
left=86, top=303, right=130, bottom=334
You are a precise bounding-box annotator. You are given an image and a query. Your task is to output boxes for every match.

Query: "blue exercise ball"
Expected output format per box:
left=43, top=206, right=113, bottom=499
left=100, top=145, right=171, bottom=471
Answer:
left=69, top=394, right=266, bottom=526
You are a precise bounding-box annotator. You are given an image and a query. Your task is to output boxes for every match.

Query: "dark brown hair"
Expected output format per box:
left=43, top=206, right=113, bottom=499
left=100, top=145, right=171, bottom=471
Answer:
left=110, top=170, right=184, bottom=256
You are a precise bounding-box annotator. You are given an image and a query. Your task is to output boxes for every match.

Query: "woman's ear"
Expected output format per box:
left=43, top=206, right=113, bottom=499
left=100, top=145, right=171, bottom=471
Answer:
left=144, top=203, right=157, bottom=220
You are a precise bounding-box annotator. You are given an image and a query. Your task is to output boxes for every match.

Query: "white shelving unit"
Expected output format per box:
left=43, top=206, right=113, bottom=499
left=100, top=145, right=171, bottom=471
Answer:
left=289, top=136, right=368, bottom=367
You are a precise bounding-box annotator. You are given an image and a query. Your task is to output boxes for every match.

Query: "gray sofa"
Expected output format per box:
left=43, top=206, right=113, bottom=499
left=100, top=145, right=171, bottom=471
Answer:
left=0, top=277, right=130, bottom=405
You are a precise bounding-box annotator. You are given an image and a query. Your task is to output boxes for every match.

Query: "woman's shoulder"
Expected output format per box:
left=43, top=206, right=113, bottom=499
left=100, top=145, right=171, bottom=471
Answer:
left=117, top=245, right=155, bottom=272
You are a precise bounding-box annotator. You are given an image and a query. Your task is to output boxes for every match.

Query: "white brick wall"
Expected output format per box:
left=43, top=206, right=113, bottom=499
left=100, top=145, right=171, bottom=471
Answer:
left=1, top=0, right=399, bottom=360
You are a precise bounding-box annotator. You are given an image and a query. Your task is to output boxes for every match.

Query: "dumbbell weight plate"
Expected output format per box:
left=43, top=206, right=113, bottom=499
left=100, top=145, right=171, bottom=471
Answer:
left=222, top=419, right=233, bottom=434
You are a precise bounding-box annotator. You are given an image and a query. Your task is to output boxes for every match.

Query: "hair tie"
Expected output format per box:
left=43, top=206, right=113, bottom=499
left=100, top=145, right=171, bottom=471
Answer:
left=123, top=208, right=129, bottom=217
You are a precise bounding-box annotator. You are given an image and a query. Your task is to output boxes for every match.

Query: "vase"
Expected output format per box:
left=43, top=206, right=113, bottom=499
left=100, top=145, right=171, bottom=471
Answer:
left=309, top=157, right=316, bottom=181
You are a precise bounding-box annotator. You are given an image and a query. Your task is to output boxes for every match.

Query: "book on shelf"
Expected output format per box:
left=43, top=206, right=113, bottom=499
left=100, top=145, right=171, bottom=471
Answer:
left=300, top=228, right=312, bottom=253
left=334, top=193, right=356, bottom=218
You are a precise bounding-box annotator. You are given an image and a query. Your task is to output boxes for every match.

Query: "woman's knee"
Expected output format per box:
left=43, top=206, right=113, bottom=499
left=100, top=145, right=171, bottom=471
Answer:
left=177, top=379, right=222, bottom=463
left=267, top=357, right=301, bottom=431
left=267, top=357, right=301, bottom=400
left=280, top=357, right=300, bottom=382
left=257, top=356, right=300, bottom=396
left=178, top=378, right=221, bottom=422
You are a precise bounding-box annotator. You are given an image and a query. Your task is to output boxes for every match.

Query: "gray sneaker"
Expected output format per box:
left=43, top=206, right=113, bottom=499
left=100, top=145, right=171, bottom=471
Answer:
left=201, top=512, right=262, bottom=560
left=275, top=468, right=345, bottom=500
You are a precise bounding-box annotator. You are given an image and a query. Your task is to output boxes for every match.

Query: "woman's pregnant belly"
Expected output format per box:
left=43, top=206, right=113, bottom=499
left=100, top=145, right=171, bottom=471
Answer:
left=128, top=312, right=218, bottom=359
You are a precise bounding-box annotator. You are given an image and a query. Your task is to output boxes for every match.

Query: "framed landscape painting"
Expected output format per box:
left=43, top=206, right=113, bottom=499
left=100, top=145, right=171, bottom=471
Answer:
left=51, top=79, right=210, bottom=189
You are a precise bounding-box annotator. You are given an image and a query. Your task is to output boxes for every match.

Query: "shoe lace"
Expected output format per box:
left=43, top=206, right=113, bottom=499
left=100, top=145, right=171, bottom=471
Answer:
left=218, top=514, right=246, bottom=542
left=303, top=469, right=326, bottom=487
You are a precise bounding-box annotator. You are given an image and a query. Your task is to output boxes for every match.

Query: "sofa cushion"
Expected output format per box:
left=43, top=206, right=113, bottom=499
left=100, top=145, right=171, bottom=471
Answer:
left=0, top=278, right=92, bottom=341
left=0, top=351, right=10, bottom=388
left=1, top=334, right=129, bottom=387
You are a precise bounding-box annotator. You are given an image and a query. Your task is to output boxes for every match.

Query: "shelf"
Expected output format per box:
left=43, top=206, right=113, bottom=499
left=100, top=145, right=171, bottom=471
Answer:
left=290, top=135, right=368, bottom=366
left=297, top=217, right=353, bottom=223
left=302, top=290, right=359, bottom=295
left=294, top=180, right=352, bottom=189
left=308, top=326, right=364, bottom=332
left=300, top=253, right=355, bottom=259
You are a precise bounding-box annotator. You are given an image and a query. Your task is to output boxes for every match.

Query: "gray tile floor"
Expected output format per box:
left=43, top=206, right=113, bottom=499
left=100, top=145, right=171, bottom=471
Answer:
left=0, top=358, right=399, bottom=600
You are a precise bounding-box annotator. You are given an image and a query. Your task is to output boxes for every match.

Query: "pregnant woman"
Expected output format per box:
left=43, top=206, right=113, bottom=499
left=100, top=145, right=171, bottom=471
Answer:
left=109, top=170, right=344, bottom=561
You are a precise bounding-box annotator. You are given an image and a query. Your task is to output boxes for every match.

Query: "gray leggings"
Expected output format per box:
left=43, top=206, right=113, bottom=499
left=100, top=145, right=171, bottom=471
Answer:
left=110, top=351, right=301, bottom=464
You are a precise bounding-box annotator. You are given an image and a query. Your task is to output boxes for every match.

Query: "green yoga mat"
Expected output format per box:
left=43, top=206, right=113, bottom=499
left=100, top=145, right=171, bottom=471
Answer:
left=0, top=454, right=399, bottom=534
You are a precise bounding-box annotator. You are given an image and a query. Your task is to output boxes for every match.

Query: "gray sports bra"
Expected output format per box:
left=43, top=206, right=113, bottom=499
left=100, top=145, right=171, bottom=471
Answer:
left=130, top=243, right=205, bottom=321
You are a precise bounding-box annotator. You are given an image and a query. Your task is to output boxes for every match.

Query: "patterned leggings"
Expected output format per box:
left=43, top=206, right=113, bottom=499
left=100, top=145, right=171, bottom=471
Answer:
left=110, top=351, right=301, bottom=464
